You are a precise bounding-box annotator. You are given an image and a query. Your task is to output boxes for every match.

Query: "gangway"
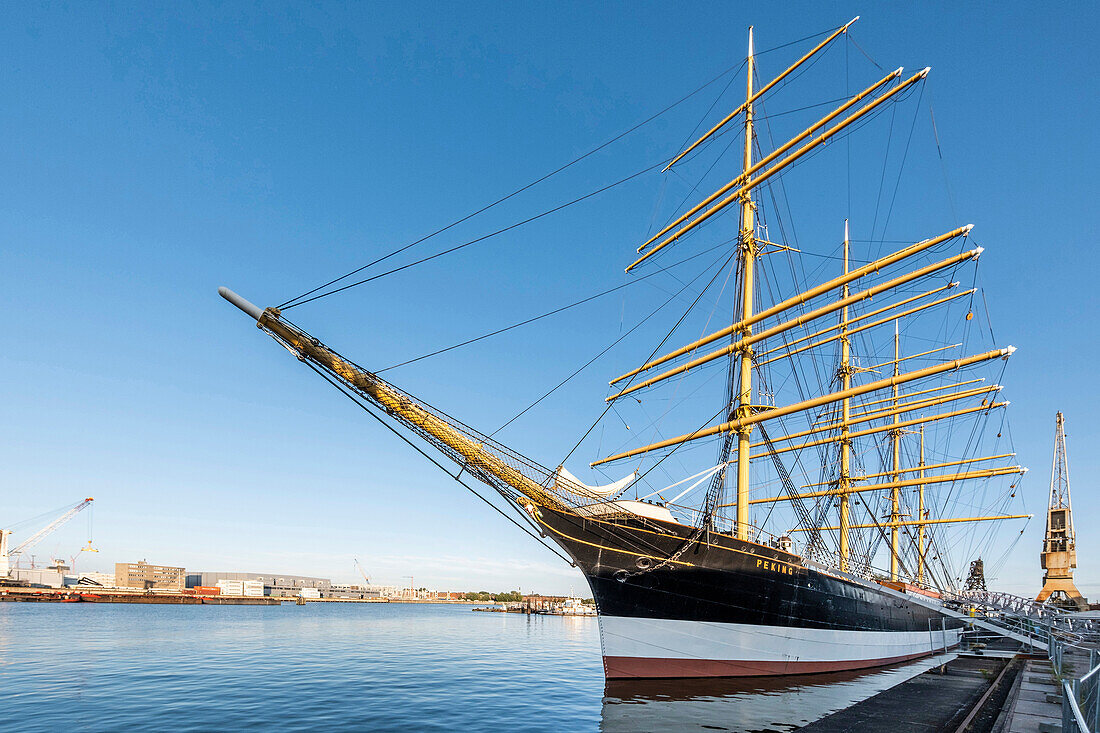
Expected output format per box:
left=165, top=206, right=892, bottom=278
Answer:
left=802, top=562, right=1088, bottom=655
left=936, top=588, right=1091, bottom=652
left=955, top=589, right=1088, bottom=639
left=956, top=588, right=1079, bottom=627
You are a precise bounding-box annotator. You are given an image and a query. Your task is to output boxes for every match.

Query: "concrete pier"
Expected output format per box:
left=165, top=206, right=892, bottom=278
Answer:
left=999, top=658, right=1062, bottom=733
left=797, top=655, right=1016, bottom=732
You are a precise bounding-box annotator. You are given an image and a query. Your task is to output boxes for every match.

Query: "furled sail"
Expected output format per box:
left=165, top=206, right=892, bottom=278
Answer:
left=554, top=466, right=637, bottom=499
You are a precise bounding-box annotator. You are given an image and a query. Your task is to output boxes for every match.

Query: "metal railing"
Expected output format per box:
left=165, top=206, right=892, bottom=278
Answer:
left=953, top=588, right=1081, bottom=628
left=926, top=617, right=953, bottom=654
left=958, top=627, right=1007, bottom=653
left=1052, top=637, right=1066, bottom=674
left=945, top=589, right=1090, bottom=652
left=1060, top=646, right=1100, bottom=732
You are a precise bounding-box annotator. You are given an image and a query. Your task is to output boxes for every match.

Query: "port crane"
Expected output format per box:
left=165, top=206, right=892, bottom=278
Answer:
left=1036, top=413, right=1087, bottom=610
left=68, top=539, right=100, bottom=571
left=0, top=498, right=95, bottom=577
left=353, top=558, right=371, bottom=586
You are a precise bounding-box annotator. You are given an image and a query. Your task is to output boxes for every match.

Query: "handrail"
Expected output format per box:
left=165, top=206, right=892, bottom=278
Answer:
left=1082, top=661, right=1100, bottom=685
left=1063, top=648, right=1100, bottom=732
left=1064, top=680, right=1089, bottom=732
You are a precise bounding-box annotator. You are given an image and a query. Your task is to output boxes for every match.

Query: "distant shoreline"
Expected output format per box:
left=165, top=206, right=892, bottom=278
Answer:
left=0, top=587, right=485, bottom=605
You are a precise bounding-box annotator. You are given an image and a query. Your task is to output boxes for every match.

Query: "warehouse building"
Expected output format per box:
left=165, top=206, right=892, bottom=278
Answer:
left=10, top=568, right=66, bottom=588
left=327, top=584, right=383, bottom=600
left=73, top=572, right=116, bottom=588
left=188, top=571, right=331, bottom=597
left=116, top=561, right=186, bottom=590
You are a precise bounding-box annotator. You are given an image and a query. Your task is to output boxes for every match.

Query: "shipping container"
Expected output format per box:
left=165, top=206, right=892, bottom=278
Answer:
left=216, top=580, right=245, bottom=595
left=194, top=586, right=221, bottom=596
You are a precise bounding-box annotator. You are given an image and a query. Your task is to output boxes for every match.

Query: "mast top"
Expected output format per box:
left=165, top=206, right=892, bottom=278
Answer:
left=662, top=18, right=860, bottom=173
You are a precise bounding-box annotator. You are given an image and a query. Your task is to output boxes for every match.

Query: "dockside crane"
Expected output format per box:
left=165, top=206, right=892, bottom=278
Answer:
left=70, top=539, right=100, bottom=571
left=353, top=558, right=371, bottom=587
left=0, top=498, right=95, bottom=577
left=1036, top=413, right=1087, bottom=610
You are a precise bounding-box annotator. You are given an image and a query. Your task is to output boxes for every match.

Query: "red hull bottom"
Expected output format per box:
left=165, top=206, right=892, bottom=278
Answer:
left=603, top=648, right=947, bottom=679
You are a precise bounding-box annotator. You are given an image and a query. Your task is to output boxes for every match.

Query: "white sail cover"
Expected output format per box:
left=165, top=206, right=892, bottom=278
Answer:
left=555, top=466, right=637, bottom=499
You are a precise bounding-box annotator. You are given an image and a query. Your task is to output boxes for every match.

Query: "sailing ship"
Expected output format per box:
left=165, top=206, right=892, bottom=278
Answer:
left=220, top=19, right=1030, bottom=678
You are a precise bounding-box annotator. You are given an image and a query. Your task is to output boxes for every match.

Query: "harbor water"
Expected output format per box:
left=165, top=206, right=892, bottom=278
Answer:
left=1, top=602, right=955, bottom=731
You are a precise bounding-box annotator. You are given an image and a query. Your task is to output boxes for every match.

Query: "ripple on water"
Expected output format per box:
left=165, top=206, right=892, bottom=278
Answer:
left=0, top=603, right=950, bottom=732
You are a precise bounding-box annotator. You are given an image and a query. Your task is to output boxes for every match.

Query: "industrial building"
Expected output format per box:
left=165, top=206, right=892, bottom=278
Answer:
left=10, top=568, right=66, bottom=588
left=188, top=571, right=331, bottom=597
left=74, top=572, right=116, bottom=587
left=115, top=561, right=186, bottom=590
left=327, top=584, right=384, bottom=600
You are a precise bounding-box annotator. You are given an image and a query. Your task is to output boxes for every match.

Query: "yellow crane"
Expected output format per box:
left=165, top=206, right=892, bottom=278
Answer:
left=1036, top=412, right=1087, bottom=610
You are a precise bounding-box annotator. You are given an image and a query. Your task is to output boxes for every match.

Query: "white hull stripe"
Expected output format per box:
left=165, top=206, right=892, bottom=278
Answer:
left=599, top=615, right=958, bottom=664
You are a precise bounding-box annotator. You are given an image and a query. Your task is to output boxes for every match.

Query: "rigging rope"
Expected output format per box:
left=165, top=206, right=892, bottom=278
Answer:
left=758, top=422, right=826, bottom=556
left=377, top=241, right=732, bottom=373
left=245, top=24, right=1028, bottom=602
left=281, top=159, right=667, bottom=309
left=491, top=247, right=737, bottom=438
left=301, top=360, right=576, bottom=566
left=928, top=94, right=960, bottom=227
left=557, top=244, right=741, bottom=466
left=846, top=33, right=885, bottom=72
left=277, top=24, right=850, bottom=311
left=277, top=58, right=756, bottom=310
left=872, top=83, right=927, bottom=245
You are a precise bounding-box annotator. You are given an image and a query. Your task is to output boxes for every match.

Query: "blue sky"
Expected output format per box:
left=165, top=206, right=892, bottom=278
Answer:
left=2, top=2, right=1097, bottom=596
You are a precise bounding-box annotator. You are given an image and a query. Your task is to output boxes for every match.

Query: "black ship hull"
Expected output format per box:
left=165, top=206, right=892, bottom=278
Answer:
left=534, top=505, right=962, bottom=679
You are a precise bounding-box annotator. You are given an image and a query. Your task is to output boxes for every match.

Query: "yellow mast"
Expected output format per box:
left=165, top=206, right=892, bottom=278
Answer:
left=839, top=220, right=853, bottom=570
left=754, top=291, right=972, bottom=369
left=749, top=464, right=1026, bottom=505
left=628, top=67, right=929, bottom=272
left=890, top=321, right=902, bottom=580
left=917, top=425, right=927, bottom=585
left=754, top=282, right=960, bottom=362
left=734, top=27, right=757, bottom=541
left=592, top=347, right=1012, bottom=466
left=718, top=401, right=1008, bottom=467
left=607, top=245, right=982, bottom=402
left=802, top=451, right=1013, bottom=486
left=792, top=513, right=1031, bottom=532
left=220, top=22, right=1030, bottom=596
left=662, top=17, right=859, bottom=172
left=614, top=225, right=972, bottom=385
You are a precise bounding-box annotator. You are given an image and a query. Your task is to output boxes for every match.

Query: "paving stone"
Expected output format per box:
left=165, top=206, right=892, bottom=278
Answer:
left=1008, top=711, right=1059, bottom=733
left=798, top=672, right=987, bottom=732
left=1012, top=698, right=1063, bottom=717
left=1018, top=687, right=1054, bottom=703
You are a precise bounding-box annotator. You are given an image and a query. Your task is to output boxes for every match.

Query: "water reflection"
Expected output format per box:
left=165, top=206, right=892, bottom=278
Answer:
left=600, top=653, right=955, bottom=733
